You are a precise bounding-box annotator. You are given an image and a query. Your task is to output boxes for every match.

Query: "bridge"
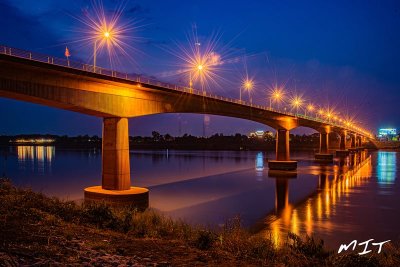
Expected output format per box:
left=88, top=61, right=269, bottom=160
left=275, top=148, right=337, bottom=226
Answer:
left=0, top=45, right=373, bottom=207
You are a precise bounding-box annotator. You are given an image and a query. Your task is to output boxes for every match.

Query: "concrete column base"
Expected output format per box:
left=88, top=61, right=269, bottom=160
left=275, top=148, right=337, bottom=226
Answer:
left=336, top=150, right=349, bottom=157
left=315, top=153, right=334, bottom=162
left=84, top=186, right=149, bottom=210
left=348, top=148, right=358, bottom=153
left=268, top=160, right=297, bottom=171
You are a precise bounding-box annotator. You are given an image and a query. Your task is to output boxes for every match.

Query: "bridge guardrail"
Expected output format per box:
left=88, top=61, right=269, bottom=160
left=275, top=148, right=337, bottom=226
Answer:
left=0, top=44, right=370, bottom=137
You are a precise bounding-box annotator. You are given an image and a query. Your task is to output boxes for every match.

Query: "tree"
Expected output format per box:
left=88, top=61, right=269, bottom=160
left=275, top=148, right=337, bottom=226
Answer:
left=152, top=131, right=161, bottom=142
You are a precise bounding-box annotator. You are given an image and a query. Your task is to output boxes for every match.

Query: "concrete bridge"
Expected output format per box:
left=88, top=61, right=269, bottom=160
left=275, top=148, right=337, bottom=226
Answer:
left=0, top=46, right=372, bottom=207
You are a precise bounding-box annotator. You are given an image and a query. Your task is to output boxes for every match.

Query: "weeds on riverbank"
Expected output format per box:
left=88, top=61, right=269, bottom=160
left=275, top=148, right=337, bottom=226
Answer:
left=1, top=178, right=399, bottom=266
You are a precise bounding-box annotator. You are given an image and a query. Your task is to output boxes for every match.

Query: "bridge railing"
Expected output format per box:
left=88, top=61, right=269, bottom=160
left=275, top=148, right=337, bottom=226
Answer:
left=0, top=44, right=369, bottom=137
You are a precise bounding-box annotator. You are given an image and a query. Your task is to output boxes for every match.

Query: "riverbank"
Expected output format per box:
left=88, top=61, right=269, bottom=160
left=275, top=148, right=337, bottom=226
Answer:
left=1, top=178, right=399, bottom=266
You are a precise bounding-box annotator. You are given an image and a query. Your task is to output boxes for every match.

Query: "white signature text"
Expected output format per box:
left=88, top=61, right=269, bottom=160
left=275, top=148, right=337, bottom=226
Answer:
left=338, top=239, right=391, bottom=255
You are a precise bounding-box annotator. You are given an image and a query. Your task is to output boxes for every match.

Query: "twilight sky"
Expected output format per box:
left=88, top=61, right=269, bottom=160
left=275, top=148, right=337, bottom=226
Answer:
left=0, top=0, right=399, bottom=136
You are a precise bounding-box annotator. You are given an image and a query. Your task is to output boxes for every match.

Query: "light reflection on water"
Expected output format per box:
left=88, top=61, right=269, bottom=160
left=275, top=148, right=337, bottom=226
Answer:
left=377, top=151, right=396, bottom=186
left=16, top=146, right=54, bottom=174
left=261, top=152, right=373, bottom=248
left=1, top=147, right=399, bottom=248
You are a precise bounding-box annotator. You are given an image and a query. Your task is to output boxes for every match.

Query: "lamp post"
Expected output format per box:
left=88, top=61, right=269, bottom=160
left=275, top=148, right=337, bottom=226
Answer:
left=318, top=109, right=324, bottom=119
left=93, top=31, right=110, bottom=72
left=270, top=90, right=283, bottom=109
left=242, top=79, right=253, bottom=104
left=305, top=104, right=314, bottom=117
left=291, top=96, right=304, bottom=115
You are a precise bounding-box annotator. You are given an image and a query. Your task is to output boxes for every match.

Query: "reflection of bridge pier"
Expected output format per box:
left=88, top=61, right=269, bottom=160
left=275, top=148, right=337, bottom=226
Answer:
left=269, top=171, right=297, bottom=212
left=318, top=173, right=328, bottom=189
left=337, top=155, right=347, bottom=168
left=348, top=152, right=357, bottom=166
left=275, top=179, right=289, bottom=211
left=84, top=117, right=149, bottom=209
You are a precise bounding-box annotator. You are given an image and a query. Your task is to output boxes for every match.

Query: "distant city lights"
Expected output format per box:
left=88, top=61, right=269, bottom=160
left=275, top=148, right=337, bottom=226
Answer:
left=12, top=138, right=55, bottom=144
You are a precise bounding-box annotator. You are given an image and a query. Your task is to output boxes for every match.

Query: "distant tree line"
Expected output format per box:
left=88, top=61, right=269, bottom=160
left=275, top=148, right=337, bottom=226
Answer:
left=0, top=132, right=343, bottom=151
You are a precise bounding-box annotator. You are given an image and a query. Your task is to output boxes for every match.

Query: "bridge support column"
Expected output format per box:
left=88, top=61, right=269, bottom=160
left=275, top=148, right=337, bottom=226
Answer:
left=336, top=130, right=349, bottom=157
left=268, top=129, right=297, bottom=171
left=351, top=134, right=356, bottom=148
left=102, top=117, right=130, bottom=190
left=349, top=134, right=357, bottom=153
left=315, top=131, right=333, bottom=162
left=84, top=117, right=149, bottom=209
left=357, top=136, right=362, bottom=148
left=339, top=131, right=346, bottom=150
left=320, top=132, right=329, bottom=153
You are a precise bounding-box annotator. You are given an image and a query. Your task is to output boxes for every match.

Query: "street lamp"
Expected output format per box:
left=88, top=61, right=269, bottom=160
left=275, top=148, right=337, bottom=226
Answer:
left=290, top=95, right=304, bottom=115
left=318, top=108, right=324, bottom=119
left=189, top=63, right=204, bottom=92
left=326, top=112, right=332, bottom=122
left=94, top=30, right=111, bottom=72
left=241, top=78, right=254, bottom=103
left=269, top=87, right=284, bottom=109
left=305, top=103, right=314, bottom=117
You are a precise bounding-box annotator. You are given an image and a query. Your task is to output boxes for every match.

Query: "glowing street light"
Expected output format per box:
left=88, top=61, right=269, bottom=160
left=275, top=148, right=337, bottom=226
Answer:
left=290, top=95, right=304, bottom=115
left=93, top=29, right=112, bottom=72
left=170, top=28, right=240, bottom=95
left=241, top=78, right=254, bottom=103
left=318, top=108, right=324, bottom=118
left=269, top=87, right=284, bottom=109
left=326, top=112, right=332, bottom=120
left=305, top=103, right=315, bottom=117
left=189, top=62, right=204, bottom=91
left=73, top=0, right=139, bottom=73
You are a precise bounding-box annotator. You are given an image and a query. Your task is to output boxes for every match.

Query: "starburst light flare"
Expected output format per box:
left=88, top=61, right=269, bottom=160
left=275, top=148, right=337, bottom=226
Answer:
left=69, top=0, right=144, bottom=71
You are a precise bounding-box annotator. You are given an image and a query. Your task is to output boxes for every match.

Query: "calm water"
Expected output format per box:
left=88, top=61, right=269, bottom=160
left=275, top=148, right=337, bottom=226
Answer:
left=1, top=146, right=399, bottom=249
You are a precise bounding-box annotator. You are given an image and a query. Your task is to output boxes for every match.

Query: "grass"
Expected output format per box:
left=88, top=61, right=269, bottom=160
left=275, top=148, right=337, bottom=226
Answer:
left=1, top=177, right=399, bottom=266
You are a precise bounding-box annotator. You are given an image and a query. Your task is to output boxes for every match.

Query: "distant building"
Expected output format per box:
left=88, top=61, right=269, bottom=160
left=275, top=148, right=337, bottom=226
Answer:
left=249, top=130, right=274, bottom=139
left=11, top=138, right=55, bottom=144
left=378, top=128, right=397, bottom=141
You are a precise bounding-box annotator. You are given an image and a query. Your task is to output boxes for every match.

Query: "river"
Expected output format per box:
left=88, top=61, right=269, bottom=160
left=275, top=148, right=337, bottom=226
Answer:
left=1, top=146, right=399, bottom=249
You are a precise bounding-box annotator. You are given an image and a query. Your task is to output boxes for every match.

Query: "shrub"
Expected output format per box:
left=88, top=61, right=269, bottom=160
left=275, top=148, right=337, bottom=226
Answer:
left=286, top=232, right=330, bottom=259
left=193, top=230, right=216, bottom=250
left=81, top=202, right=119, bottom=229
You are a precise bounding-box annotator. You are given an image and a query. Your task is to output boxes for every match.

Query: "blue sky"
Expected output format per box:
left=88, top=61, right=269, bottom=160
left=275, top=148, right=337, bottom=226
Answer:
left=0, top=0, right=399, bottom=136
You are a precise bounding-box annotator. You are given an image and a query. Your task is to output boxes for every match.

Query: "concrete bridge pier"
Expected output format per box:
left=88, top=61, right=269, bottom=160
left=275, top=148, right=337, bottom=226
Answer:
left=84, top=117, right=149, bottom=209
left=357, top=136, right=362, bottom=148
left=315, top=131, right=334, bottom=162
left=268, top=129, right=297, bottom=171
left=336, top=130, right=349, bottom=157
left=349, top=134, right=357, bottom=153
